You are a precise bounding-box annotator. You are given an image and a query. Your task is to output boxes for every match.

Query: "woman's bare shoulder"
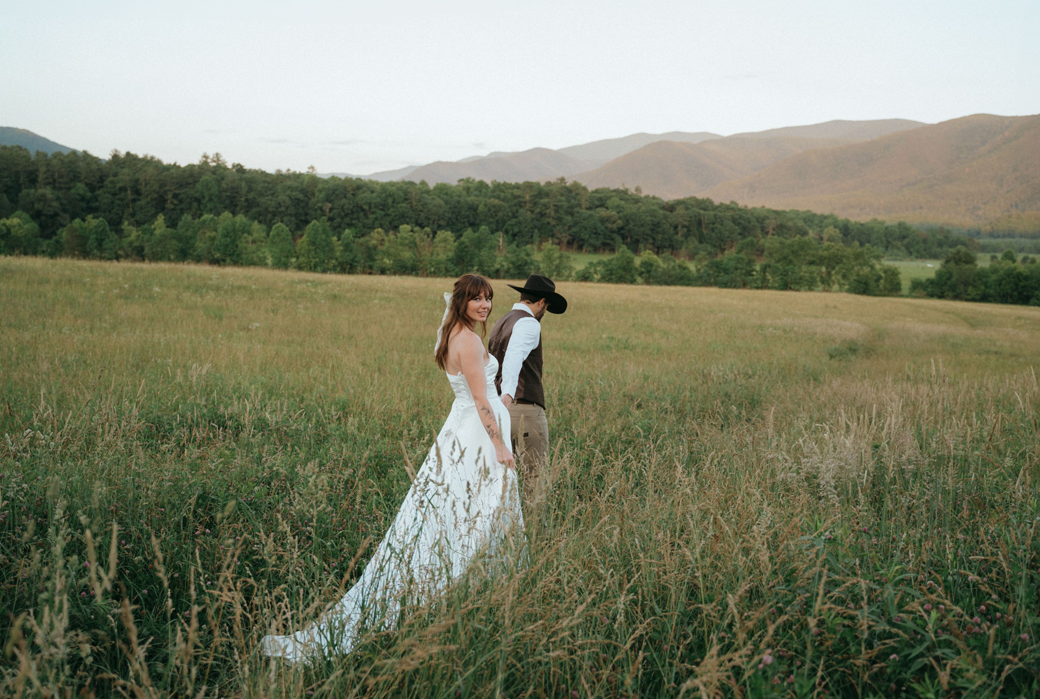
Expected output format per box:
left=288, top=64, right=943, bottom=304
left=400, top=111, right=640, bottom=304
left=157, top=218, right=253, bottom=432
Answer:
left=445, top=326, right=483, bottom=370
left=452, top=327, right=483, bottom=355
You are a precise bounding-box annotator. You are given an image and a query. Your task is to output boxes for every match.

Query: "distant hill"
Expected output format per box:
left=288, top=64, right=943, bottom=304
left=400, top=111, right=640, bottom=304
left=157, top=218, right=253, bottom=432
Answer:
left=364, top=165, right=420, bottom=182
left=0, top=127, right=76, bottom=155
left=729, top=119, right=924, bottom=141
left=572, top=136, right=858, bottom=199
left=403, top=147, right=598, bottom=186
left=703, top=114, right=1040, bottom=229
left=385, top=121, right=922, bottom=189
left=556, top=131, right=721, bottom=164
left=385, top=131, right=722, bottom=184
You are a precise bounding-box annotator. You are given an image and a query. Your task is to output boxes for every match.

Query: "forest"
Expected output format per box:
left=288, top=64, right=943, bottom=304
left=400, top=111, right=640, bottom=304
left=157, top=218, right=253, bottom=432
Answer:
left=5, top=144, right=1028, bottom=301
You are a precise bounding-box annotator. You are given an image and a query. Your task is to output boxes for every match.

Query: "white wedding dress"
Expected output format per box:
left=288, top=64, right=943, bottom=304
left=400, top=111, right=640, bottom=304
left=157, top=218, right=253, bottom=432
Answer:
left=261, top=353, right=524, bottom=662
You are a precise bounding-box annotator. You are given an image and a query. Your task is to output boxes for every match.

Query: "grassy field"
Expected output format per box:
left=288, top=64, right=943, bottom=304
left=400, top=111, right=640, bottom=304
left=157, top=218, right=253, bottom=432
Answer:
left=2, top=257, right=1039, bottom=698
left=551, top=252, right=945, bottom=294
left=882, top=260, right=942, bottom=294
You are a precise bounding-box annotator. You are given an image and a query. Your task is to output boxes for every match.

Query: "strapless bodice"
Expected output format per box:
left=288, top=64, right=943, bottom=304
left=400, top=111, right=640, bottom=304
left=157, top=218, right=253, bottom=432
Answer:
left=446, top=354, right=499, bottom=407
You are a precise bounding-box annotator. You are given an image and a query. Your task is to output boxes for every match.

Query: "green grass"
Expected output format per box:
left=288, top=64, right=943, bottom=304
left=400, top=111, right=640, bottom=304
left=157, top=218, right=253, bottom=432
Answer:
left=534, top=249, right=607, bottom=272
left=884, top=256, right=1003, bottom=294
left=882, top=259, right=942, bottom=293
left=2, top=256, right=1039, bottom=698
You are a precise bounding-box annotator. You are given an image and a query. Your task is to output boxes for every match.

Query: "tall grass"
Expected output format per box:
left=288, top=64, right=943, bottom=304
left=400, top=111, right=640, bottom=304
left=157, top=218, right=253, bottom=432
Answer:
left=1, top=257, right=1038, bottom=698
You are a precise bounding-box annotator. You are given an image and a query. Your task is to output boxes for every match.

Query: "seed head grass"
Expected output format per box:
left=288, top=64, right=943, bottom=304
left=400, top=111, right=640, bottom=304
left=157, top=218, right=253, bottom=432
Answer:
left=1, top=257, right=1038, bottom=697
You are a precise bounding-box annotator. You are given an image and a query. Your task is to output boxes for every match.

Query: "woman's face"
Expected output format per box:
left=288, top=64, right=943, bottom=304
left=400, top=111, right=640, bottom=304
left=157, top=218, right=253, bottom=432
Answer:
left=464, top=292, right=492, bottom=325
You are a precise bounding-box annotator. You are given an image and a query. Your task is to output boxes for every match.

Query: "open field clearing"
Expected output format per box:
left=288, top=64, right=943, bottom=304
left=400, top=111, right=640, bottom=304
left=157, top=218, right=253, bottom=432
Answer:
left=883, top=260, right=941, bottom=294
left=1, top=256, right=1039, bottom=698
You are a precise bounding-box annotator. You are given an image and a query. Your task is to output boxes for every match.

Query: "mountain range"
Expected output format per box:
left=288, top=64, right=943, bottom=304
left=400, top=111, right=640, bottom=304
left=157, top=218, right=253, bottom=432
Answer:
left=369, top=120, right=920, bottom=186
left=702, top=114, right=1040, bottom=229
left=5, top=115, right=1038, bottom=232
left=372, top=115, right=1039, bottom=231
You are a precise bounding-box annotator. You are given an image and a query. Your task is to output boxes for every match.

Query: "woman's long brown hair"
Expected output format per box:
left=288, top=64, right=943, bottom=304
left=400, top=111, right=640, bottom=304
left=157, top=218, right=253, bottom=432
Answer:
left=435, top=274, right=494, bottom=371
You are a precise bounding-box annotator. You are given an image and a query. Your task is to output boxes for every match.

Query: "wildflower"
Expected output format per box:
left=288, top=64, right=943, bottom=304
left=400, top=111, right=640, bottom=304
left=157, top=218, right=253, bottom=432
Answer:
left=1021, top=634, right=1030, bottom=641
left=889, top=654, right=898, bottom=661
left=924, top=604, right=932, bottom=612
left=973, top=616, right=981, bottom=624
left=979, top=605, right=986, bottom=613
left=762, top=654, right=774, bottom=665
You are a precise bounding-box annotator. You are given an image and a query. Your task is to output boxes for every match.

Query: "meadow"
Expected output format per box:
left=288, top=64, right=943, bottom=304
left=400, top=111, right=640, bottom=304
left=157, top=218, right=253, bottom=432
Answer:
left=1, top=256, right=1038, bottom=698
left=881, top=260, right=941, bottom=295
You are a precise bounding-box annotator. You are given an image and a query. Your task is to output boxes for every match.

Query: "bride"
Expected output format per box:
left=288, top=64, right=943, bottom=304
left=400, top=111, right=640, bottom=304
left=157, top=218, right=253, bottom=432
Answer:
left=261, top=274, right=523, bottom=662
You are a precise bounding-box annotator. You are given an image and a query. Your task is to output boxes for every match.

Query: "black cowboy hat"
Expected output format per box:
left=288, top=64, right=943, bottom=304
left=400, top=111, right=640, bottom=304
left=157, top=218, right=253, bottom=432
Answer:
left=507, top=274, right=567, bottom=314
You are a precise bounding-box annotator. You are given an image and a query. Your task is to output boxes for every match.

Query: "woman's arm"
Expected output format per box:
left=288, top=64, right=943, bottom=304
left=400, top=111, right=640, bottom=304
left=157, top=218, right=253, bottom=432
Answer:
left=457, top=331, right=516, bottom=469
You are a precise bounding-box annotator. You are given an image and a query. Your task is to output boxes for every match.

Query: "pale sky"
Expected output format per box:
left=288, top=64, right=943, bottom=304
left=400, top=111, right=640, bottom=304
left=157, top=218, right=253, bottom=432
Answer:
left=2, top=0, right=1037, bottom=175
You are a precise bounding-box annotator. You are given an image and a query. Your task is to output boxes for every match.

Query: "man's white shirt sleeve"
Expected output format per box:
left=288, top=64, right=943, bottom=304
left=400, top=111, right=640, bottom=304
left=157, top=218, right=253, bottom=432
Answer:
left=499, top=306, right=541, bottom=399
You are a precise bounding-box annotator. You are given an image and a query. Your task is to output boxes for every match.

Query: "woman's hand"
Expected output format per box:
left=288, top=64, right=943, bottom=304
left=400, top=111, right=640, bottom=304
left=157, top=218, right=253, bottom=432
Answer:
left=496, top=442, right=516, bottom=470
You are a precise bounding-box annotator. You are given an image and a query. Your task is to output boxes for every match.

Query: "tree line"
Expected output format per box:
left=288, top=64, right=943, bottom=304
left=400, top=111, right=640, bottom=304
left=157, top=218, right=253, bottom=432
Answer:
left=0, top=145, right=976, bottom=260
left=913, top=248, right=1040, bottom=306
left=0, top=207, right=903, bottom=296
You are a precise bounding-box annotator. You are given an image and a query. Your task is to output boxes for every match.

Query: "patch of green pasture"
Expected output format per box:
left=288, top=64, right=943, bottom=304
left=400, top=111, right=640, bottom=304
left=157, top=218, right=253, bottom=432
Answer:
left=883, top=259, right=941, bottom=293
left=532, top=248, right=606, bottom=272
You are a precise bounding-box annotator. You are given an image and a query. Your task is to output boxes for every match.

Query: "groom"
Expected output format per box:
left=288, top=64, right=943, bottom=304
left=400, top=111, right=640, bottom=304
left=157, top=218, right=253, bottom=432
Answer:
left=489, top=274, right=567, bottom=504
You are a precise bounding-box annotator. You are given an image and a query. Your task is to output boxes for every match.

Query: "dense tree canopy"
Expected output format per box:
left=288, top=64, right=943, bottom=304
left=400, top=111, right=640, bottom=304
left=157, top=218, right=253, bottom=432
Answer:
left=13, top=145, right=1025, bottom=300
left=0, top=145, right=975, bottom=259
left=912, top=247, right=1040, bottom=305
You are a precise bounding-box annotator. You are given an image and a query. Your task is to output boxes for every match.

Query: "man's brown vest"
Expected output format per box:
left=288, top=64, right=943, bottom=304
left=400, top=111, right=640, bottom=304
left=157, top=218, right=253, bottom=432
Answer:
left=489, top=308, right=544, bottom=409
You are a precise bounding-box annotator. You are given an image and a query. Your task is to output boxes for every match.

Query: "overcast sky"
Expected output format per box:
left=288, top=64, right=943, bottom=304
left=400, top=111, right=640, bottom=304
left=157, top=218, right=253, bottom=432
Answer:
left=2, top=0, right=1037, bottom=175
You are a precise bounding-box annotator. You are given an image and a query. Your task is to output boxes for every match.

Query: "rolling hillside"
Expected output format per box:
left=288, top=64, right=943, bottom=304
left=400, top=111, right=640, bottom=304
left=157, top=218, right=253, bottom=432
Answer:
left=730, top=118, right=924, bottom=141
left=402, top=147, right=598, bottom=185
left=703, top=114, right=1040, bottom=229
left=0, top=127, right=76, bottom=155
left=568, top=119, right=926, bottom=199
left=393, top=132, right=722, bottom=184
left=556, top=131, right=721, bottom=163
left=571, top=136, right=858, bottom=199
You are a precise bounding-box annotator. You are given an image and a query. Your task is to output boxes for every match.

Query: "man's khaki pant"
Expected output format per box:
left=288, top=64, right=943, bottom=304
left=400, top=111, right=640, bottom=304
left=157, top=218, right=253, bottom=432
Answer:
left=508, top=402, right=548, bottom=504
